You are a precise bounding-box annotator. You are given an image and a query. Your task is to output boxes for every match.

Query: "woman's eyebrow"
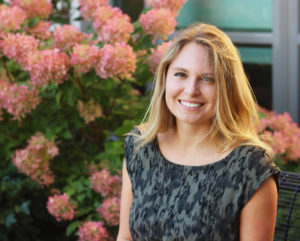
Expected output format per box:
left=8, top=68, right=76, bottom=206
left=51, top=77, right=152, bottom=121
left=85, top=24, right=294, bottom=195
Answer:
left=171, top=67, right=213, bottom=76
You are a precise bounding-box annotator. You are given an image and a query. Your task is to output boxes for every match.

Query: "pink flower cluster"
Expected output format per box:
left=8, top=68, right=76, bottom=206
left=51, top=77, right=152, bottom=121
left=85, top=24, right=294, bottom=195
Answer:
left=0, top=5, right=26, bottom=34
left=0, top=79, right=40, bottom=120
left=26, top=21, right=51, bottom=39
left=146, top=0, right=187, bottom=14
left=97, top=197, right=120, bottom=226
left=78, top=0, right=109, bottom=21
left=11, top=132, right=59, bottom=186
left=52, top=25, right=92, bottom=51
left=0, top=33, right=39, bottom=67
left=148, top=40, right=173, bottom=73
left=93, top=5, right=133, bottom=44
left=90, top=168, right=121, bottom=197
left=96, top=42, right=136, bottom=79
left=11, top=0, right=53, bottom=19
left=70, top=44, right=99, bottom=74
left=25, top=49, right=70, bottom=87
left=140, top=8, right=177, bottom=40
left=47, top=193, right=76, bottom=222
left=78, top=221, right=109, bottom=241
left=258, top=108, right=300, bottom=162
left=77, top=99, right=103, bottom=124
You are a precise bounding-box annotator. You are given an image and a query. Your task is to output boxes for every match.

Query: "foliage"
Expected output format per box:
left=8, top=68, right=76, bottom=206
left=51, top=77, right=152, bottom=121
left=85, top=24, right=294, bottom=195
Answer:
left=0, top=0, right=185, bottom=240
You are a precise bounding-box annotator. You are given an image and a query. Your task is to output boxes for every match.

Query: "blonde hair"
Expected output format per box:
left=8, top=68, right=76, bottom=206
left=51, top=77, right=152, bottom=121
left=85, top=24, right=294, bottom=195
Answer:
left=133, top=22, right=271, bottom=156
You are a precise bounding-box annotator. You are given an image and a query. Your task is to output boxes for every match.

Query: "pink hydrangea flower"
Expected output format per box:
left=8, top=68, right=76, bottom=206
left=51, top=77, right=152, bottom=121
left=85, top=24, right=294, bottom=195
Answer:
left=0, top=79, right=41, bottom=120
left=96, top=42, right=136, bottom=79
left=90, top=168, right=121, bottom=197
left=77, top=99, right=103, bottom=124
left=148, top=41, right=173, bottom=73
left=0, top=5, right=27, bottom=33
left=11, top=132, right=58, bottom=186
left=70, top=44, right=99, bottom=74
left=140, top=8, right=177, bottom=40
left=258, top=110, right=300, bottom=162
left=26, top=49, right=70, bottom=87
left=52, top=25, right=92, bottom=51
left=11, top=0, right=53, bottom=19
left=78, top=221, right=109, bottom=241
left=47, top=193, right=76, bottom=222
left=146, top=0, right=187, bottom=14
left=97, top=14, right=133, bottom=44
left=78, top=0, right=109, bottom=21
left=97, top=197, right=120, bottom=226
left=26, top=21, right=51, bottom=39
left=0, top=33, right=39, bottom=67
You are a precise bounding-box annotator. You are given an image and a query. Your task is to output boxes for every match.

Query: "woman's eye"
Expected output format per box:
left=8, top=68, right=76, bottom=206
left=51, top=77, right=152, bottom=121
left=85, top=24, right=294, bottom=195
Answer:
left=202, top=76, right=215, bottom=83
left=174, top=72, right=186, bottom=78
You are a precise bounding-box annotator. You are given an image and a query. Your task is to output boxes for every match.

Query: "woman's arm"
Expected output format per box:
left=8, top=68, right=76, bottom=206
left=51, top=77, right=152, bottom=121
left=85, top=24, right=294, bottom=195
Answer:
left=239, top=177, right=278, bottom=241
left=117, top=159, right=133, bottom=241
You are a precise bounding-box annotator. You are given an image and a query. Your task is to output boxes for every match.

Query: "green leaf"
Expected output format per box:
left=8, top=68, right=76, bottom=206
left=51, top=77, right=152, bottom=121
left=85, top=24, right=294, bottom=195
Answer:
left=20, top=201, right=31, bottom=215
left=5, top=213, right=16, bottom=228
left=66, top=221, right=81, bottom=236
left=27, top=17, right=39, bottom=28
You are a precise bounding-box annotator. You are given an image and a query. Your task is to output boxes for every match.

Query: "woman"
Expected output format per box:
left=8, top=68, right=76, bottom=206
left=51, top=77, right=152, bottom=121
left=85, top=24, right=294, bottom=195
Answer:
left=117, top=23, right=280, bottom=241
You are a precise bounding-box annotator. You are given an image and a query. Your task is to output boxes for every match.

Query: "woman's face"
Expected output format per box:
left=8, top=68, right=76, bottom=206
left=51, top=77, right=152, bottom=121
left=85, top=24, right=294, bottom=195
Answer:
left=165, top=41, right=216, bottom=128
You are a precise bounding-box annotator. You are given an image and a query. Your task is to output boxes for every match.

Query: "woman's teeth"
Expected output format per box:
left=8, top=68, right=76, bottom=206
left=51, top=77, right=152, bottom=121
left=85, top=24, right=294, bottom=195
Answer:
left=180, top=100, right=203, bottom=108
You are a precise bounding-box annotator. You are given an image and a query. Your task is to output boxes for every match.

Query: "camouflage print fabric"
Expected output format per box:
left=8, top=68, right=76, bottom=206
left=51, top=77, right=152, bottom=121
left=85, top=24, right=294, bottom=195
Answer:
left=124, top=128, right=280, bottom=241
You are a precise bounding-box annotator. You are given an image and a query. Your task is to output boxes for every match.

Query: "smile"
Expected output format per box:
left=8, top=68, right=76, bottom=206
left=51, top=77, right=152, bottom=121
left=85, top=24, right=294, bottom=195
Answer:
left=179, top=100, right=204, bottom=108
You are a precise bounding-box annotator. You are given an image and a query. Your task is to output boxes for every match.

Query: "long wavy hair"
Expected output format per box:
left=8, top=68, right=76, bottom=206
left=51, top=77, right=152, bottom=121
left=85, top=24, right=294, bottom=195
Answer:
left=133, top=22, right=271, bottom=155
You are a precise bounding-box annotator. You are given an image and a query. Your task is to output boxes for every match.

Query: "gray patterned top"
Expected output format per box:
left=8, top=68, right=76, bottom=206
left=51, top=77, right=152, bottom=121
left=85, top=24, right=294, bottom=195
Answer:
left=124, top=129, right=280, bottom=241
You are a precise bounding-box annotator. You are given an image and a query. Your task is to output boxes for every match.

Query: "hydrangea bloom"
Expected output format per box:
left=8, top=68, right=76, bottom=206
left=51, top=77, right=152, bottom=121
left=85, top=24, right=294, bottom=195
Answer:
left=26, top=49, right=70, bottom=87
left=148, top=41, right=173, bottom=73
left=0, top=33, right=39, bottom=67
left=96, top=43, right=136, bottom=79
left=0, top=5, right=27, bottom=33
left=90, top=168, right=121, bottom=197
left=258, top=108, right=300, bottom=162
left=78, top=221, right=109, bottom=241
left=78, top=0, right=109, bottom=21
left=47, top=193, right=76, bottom=222
left=0, top=79, right=41, bottom=120
left=97, top=14, right=133, bottom=44
left=70, top=44, right=99, bottom=74
left=77, top=99, right=103, bottom=124
left=146, top=0, right=187, bottom=14
left=97, top=197, right=120, bottom=226
left=140, top=8, right=177, bottom=40
left=11, top=132, right=58, bottom=186
left=26, top=21, right=51, bottom=39
left=11, top=0, right=53, bottom=19
left=52, top=25, right=92, bottom=51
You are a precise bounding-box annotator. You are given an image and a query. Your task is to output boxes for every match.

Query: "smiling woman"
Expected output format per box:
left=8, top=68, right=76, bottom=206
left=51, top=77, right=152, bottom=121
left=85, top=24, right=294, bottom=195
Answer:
left=117, top=23, right=280, bottom=241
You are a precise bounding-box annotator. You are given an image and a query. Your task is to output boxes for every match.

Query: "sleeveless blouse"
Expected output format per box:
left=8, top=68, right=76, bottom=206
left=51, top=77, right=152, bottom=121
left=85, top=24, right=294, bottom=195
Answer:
left=124, top=129, right=280, bottom=241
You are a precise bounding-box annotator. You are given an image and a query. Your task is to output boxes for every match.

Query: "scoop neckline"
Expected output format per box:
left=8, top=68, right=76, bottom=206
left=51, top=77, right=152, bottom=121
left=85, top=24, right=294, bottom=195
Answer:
left=154, top=137, right=239, bottom=169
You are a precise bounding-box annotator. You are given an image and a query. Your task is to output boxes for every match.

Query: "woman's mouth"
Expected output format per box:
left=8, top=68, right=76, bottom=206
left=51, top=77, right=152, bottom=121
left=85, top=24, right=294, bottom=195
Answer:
left=179, top=100, right=204, bottom=108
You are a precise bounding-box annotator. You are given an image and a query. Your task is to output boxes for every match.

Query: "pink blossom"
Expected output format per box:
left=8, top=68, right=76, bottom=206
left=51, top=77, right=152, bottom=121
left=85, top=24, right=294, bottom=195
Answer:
left=11, top=132, right=58, bottom=186
left=77, top=99, right=103, bottom=124
left=97, top=197, right=120, bottom=226
left=78, top=221, right=109, bottom=241
left=70, top=44, right=99, bottom=74
left=26, top=21, right=51, bottom=39
left=52, top=25, right=92, bottom=51
left=95, top=43, right=136, bottom=79
left=146, top=0, right=187, bottom=14
left=90, top=168, right=121, bottom=197
left=97, top=14, right=133, bottom=44
left=0, top=33, right=39, bottom=67
left=140, top=8, right=177, bottom=40
left=0, top=5, right=27, bottom=33
left=78, top=0, right=109, bottom=21
left=26, top=49, right=70, bottom=87
left=0, top=79, right=41, bottom=120
left=148, top=41, right=173, bottom=73
left=11, top=0, right=53, bottom=19
left=47, top=193, right=76, bottom=222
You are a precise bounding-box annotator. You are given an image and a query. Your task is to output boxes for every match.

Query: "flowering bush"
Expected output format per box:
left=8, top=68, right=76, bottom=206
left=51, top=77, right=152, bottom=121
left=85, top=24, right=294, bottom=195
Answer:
left=0, top=0, right=185, bottom=240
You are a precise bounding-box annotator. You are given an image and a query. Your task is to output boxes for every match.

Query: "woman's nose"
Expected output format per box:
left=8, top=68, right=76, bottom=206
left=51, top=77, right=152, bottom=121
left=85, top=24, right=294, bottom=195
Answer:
left=185, top=78, right=200, bottom=96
